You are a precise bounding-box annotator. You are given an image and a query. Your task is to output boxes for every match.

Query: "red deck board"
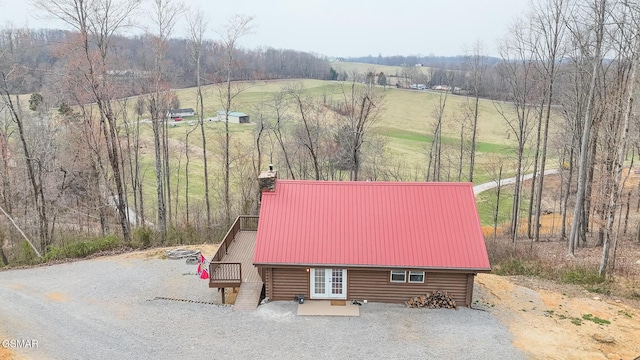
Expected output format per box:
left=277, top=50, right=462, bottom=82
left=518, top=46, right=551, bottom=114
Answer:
left=253, top=180, right=490, bottom=270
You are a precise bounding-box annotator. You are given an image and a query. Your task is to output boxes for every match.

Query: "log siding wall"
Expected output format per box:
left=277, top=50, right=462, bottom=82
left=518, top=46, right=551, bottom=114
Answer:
left=264, top=267, right=309, bottom=301
left=348, top=270, right=472, bottom=306
left=261, top=266, right=476, bottom=307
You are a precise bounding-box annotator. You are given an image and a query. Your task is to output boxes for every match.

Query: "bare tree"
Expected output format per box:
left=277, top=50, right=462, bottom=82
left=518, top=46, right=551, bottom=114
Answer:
left=465, top=40, right=488, bottom=182
left=268, top=90, right=296, bottom=179
left=148, top=0, right=185, bottom=241
left=183, top=123, right=198, bottom=225
left=598, top=0, right=639, bottom=276
left=530, top=0, right=568, bottom=242
left=334, top=81, right=384, bottom=181
left=186, top=9, right=212, bottom=227
left=34, top=0, right=142, bottom=243
left=496, top=18, right=540, bottom=244
left=252, top=101, right=269, bottom=183
left=568, top=0, right=608, bottom=256
left=129, top=96, right=146, bottom=226
left=1, top=54, right=51, bottom=252
left=486, top=155, right=507, bottom=240
left=287, top=84, right=324, bottom=180
left=426, top=92, right=448, bottom=181
left=217, top=14, right=254, bottom=226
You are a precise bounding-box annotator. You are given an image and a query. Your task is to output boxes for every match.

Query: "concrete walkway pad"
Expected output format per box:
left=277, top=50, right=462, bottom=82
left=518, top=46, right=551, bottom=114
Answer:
left=296, top=300, right=360, bottom=316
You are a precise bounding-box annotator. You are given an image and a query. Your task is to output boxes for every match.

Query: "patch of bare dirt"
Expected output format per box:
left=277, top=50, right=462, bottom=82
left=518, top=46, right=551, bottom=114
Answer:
left=0, top=346, right=16, bottom=360
left=476, top=274, right=640, bottom=359
left=479, top=169, right=640, bottom=358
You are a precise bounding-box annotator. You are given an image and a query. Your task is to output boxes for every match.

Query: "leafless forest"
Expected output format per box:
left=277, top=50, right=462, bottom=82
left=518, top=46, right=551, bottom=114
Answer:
left=1, top=0, right=640, bottom=287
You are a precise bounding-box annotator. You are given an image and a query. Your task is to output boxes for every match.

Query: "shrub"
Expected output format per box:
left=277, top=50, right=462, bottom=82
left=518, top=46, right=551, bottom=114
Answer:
left=561, top=267, right=605, bottom=285
left=586, top=285, right=611, bottom=295
left=44, top=235, right=122, bottom=261
left=166, top=224, right=204, bottom=245
left=132, top=227, right=154, bottom=249
left=493, top=259, right=543, bottom=276
left=17, top=241, right=40, bottom=265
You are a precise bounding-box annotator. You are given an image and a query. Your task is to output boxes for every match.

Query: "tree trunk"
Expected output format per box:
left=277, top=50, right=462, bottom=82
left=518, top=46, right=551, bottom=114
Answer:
left=600, top=42, right=637, bottom=277
left=493, top=165, right=503, bottom=240
left=528, top=100, right=545, bottom=239
left=196, top=63, right=211, bottom=227
left=153, top=119, right=167, bottom=241
left=163, top=114, right=172, bottom=225
left=458, top=120, right=465, bottom=182
left=569, top=0, right=606, bottom=256
left=469, top=94, right=480, bottom=182
left=0, top=246, right=7, bottom=266
left=561, top=145, right=574, bottom=241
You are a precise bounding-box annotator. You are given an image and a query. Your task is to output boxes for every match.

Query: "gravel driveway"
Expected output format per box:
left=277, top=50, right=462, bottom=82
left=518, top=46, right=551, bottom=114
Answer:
left=0, top=255, right=525, bottom=360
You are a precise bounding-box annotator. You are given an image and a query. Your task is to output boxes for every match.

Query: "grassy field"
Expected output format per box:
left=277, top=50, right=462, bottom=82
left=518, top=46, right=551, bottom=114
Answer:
left=170, top=79, right=519, bottom=153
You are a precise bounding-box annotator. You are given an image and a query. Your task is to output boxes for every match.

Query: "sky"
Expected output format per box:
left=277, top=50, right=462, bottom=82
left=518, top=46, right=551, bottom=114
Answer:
left=0, top=0, right=532, bottom=57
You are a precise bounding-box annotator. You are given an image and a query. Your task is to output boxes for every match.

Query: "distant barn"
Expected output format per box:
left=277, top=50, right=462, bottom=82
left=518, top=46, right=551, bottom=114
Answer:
left=217, top=111, right=250, bottom=124
left=167, top=108, right=195, bottom=118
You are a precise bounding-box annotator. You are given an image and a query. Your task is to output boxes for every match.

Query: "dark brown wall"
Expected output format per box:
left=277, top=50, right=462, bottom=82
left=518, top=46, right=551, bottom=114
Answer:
left=263, top=267, right=309, bottom=301
left=261, top=266, right=475, bottom=307
left=348, top=270, right=472, bottom=306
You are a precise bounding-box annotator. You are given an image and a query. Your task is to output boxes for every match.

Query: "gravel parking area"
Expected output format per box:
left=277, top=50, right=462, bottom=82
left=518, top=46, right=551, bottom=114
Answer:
left=0, top=255, right=525, bottom=360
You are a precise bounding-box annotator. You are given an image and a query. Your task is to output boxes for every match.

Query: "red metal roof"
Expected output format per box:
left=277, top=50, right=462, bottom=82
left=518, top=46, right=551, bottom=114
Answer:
left=253, top=180, right=490, bottom=271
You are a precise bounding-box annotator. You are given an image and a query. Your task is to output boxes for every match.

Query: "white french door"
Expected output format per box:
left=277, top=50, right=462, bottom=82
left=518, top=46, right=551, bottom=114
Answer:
left=310, top=268, right=347, bottom=299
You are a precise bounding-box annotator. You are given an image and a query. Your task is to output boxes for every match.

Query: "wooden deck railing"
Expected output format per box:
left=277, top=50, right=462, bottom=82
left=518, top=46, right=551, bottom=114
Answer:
left=211, top=215, right=259, bottom=261
left=239, top=215, right=259, bottom=231
left=209, top=215, right=258, bottom=290
left=209, top=262, right=242, bottom=288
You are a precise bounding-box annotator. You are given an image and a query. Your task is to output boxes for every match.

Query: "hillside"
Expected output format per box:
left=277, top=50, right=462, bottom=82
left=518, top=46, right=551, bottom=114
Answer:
left=164, top=78, right=524, bottom=176
left=102, top=78, right=544, bottom=230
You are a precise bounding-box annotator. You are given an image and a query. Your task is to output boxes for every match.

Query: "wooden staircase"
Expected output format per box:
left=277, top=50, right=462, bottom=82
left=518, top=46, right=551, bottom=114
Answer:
left=232, top=281, right=264, bottom=311
left=209, top=216, right=262, bottom=310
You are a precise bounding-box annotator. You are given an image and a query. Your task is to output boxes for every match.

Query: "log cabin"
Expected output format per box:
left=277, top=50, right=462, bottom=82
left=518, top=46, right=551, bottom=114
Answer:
left=252, top=170, right=491, bottom=307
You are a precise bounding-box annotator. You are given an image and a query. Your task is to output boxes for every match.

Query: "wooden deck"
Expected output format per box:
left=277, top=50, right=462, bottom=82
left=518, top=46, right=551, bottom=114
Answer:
left=217, top=230, right=263, bottom=310
left=221, top=231, right=260, bottom=283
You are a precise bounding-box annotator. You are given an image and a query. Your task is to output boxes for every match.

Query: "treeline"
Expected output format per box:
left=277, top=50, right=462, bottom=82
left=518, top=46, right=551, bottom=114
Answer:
left=0, top=27, right=333, bottom=97
left=345, top=54, right=501, bottom=69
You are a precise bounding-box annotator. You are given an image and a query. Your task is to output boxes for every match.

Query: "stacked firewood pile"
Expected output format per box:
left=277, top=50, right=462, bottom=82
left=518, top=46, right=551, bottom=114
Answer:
left=405, top=291, right=457, bottom=309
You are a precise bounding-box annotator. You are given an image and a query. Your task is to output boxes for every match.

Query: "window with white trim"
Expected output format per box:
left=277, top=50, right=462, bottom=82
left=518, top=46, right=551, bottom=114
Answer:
left=390, top=270, right=406, bottom=283
left=408, top=271, right=425, bottom=283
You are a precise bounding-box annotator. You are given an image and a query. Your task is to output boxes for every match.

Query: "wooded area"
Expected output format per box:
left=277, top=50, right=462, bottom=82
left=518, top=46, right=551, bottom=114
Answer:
left=1, top=0, right=639, bottom=287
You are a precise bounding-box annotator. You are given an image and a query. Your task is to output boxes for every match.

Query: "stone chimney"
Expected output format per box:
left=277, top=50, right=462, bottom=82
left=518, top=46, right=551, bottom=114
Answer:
left=258, top=164, right=277, bottom=193
left=257, top=165, right=277, bottom=212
